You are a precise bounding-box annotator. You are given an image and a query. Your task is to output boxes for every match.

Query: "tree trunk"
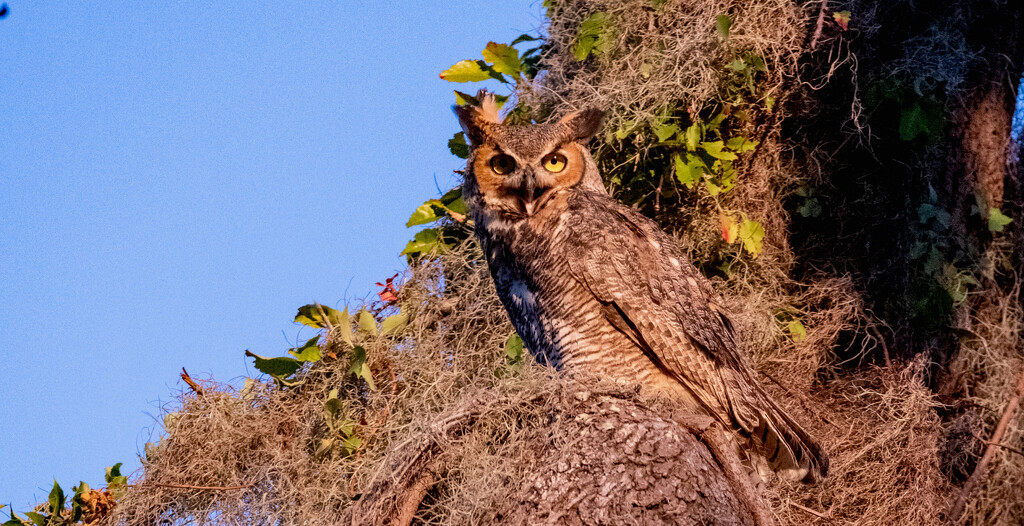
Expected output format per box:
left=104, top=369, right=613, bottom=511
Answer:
left=340, top=388, right=774, bottom=526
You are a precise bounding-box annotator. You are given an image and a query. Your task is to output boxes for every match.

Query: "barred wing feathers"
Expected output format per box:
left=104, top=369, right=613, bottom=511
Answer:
left=563, top=195, right=829, bottom=483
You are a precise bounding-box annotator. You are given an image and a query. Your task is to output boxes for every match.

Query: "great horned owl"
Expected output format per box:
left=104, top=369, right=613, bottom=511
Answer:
left=455, top=93, right=829, bottom=483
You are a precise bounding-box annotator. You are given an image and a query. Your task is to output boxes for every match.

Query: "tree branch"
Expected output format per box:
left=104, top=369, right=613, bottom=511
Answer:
left=947, top=364, right=1024, bottom=523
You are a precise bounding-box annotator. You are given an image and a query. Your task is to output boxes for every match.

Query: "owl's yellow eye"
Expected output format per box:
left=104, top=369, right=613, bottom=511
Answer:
left=489, top=154, right=516, bottom=175
left=542, top=153, right=567, bottom=173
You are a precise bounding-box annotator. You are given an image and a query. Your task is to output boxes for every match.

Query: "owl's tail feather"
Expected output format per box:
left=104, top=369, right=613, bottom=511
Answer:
left=751, top=401, right=830, bottom=484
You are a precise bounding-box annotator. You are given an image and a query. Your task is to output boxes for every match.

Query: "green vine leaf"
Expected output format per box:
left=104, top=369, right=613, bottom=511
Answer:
left=48, top=481, right=65, bottom=519
left=674, top=153, right=704, bottom=187
left=401, top=228, right=443, bottom=257
left=701, top=140, right=738, bottom=161
left=684, top=123, right=701, bottom=151
left=349, top=346, right=377, bottom=391
left=481, top=42, right=522, bottom=78
left=448, top=132, right=469, bottom=159
left=245, top=350, right=303, bottom=378
left=738, top=219, right=765, bottom=258
left=654, top=122, right=680, bottom=142
left=988, top=207, right=1013, bottom=232
left=295, top=304, right=344, bottom=329
left=573, top=12, right=611, bottom=61
left=716, top=14, right=732, bottom=40
left=725, top=136, right=758, bottom=153
left=504, top=333, right=524, bottom=364
left=357, top=310, right=377, bottom=335
left=287, top=335, right=322, bottom=363
left=787, top=320, right=807, bottom=342
left=440, top=59, right=503, bottom=83
left=381, top=313, right=408, bottom=335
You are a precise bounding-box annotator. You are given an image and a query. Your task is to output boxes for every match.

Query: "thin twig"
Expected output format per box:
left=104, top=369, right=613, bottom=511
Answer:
left=130, top=483, right=252, bottom=491
left=180, top=368, right=204, bottom=396
left=969, top=431, right=1024, bottom=458
left=787, top=499, right=831, bottom=520
left=809, top=0, right=829, bottom=50
left=947, top=364, right=1024, bottom=524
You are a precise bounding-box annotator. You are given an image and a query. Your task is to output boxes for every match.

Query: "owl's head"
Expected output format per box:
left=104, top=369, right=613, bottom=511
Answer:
left=455, top=92, right=605, bottom=219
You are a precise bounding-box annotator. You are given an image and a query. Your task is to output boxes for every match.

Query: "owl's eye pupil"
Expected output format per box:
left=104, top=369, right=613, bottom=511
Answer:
left=490, top=154, right=516, bottom=175
left=543, top=153, right=568, bottom=173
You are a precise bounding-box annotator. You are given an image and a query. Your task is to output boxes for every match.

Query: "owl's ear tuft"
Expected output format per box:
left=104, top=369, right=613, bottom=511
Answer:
left=454, top=104, right=486, bottom=147
left=453, top=90, right=502, bottom=147
left=560, top=108, right=605, bottom=142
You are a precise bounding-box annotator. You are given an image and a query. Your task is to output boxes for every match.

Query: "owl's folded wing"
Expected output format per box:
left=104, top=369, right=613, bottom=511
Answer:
left=564, top=202, right=828, bottom=482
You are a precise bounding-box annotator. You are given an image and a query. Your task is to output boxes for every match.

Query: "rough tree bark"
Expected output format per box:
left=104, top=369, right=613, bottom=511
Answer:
left=340, top=388, right=774, bottom=526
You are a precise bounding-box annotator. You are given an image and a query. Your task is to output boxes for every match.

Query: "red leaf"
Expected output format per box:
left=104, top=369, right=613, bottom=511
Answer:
left=833, top=10, right=851, bottom=31
left=376, top=273, right=400, bottom=306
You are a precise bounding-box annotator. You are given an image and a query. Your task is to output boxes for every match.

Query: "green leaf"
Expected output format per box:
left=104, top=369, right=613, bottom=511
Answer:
left=455, top=91, right=508, bottom=108
left=48, top=481, right=65, bottom=518
left=448, top=132, right=469, bottom=159
left=22, top=513, right=44, bottom=526
left=3, top=507, right=25, bottom=526
left=357, top=310, right=377, bottom=335
left=787, top=320, right=807, bottom=342
left=341, top=434, right=363, bottom=455
left=796, top=198, right=822, bottom=218
left=336, top=307, right=353, bottom=347
left=504, top=333, right=524, bottom=363
left=917, top=203, right=951, bottom=228
left=725, top=136, right=758, bottom=153
left=406, top=201, right=445, bottom=227
left=288, top=335, right=322, bottom=362
left=453, top=90, right=478, bottom=106
left=683, top=123, right=701, bottom=151
left=295, top=303, right=344, bottom=329
left=245, top=350, right=303, bottom=378
left=614, top=120, right=636, bottom=140
left=716, top=14, right=732, bottom=40
left=988, top=208, right=1013, bottom=232
left=674, top=153, right=704, bottom=187
left=106, top=463, right=123, bottom=483
left=653, top=122, right=680, bottom=143
left=745, top=54, right=766, bottom=72
left=349, top=346, right=377, bottom=391
left=439, top=59, right=503, bottom=83
left=573, top=12, right=610, bottom=61
left=482, top=42, right=522, bottom=78
left=510, top=33, right=540, bottom=46
left=725, top=58, right=746, bottom=71
left=324, top=388, right=341, bottom=422
left=314, top=437, right=336, bottom=459
left=445, top=196, right=467, bottom=216
left=700, top=140, right=738, bottom=161
left=899, top=100, right=942, bottom=141
left=738, top=219, right=765, bottom=258
left=401, top=228, right=444, bottom=256
left=381, top=313, right=408, bottom=335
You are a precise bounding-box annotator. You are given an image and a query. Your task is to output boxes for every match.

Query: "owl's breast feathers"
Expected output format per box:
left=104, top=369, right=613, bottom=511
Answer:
left=484, top=187, right=829, bottom=483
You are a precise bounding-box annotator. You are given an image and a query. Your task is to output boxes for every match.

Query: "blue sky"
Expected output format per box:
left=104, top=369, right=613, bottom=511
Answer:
left=0, top=1, right=540, bottom=510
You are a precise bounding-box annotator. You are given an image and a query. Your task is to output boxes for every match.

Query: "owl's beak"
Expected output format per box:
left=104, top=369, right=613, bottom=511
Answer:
left=515, top=170, right=544, bottom=216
